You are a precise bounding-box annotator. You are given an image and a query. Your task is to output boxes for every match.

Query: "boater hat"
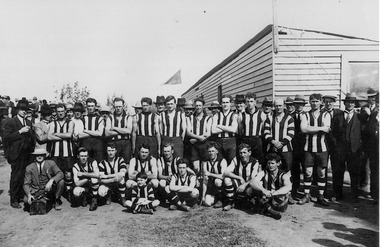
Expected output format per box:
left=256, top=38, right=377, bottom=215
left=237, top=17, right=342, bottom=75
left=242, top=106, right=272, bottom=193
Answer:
left=100, top=105, right=111, bottom=113
left=183, top=100, right=195, bottom=109
left=293, top=95, right=307, bottom=104
left=208, top=101, right=222, bottom=110
left=132, top=100, right=142, bottom=109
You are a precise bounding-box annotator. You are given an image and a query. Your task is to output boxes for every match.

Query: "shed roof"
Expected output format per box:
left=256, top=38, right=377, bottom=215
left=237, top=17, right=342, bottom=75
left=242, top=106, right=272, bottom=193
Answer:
left=182, top=24, right=379, bottom=96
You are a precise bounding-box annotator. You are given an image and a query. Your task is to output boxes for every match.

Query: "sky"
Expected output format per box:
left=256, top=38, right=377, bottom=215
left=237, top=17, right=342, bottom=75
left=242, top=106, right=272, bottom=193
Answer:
left=0, top=0, right=378, bottom=107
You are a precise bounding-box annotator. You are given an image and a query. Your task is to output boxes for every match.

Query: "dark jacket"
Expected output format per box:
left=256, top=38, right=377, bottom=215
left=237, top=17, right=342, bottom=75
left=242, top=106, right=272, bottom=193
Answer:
left=332, top=111, right=362, bottom=153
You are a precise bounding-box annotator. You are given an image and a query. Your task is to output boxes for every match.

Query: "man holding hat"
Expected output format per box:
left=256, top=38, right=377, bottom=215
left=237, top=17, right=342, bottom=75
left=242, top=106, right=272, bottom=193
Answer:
left=3, top=98, right=35, bottom=208
left=33, top=105, right=53, bottom=151
left=23, top=149, right=64, bottom=211
left=330, top=93, right=362, bottom=201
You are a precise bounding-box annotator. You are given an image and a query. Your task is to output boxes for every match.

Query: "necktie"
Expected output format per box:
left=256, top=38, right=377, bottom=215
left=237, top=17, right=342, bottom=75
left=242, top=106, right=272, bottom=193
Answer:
left=39, top=163, right=43, bottom=175
left=345, top=111, right=352, bottom=123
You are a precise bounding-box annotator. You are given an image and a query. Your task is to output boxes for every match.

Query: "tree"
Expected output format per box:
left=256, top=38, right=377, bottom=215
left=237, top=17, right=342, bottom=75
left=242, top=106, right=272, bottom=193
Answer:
left=106, top=93, right=124, bottom=107
left=55, top=81, right=90, bottom=103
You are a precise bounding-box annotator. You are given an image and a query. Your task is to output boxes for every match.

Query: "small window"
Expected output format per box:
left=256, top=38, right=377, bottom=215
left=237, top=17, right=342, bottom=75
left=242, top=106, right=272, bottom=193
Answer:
left=349, top=62, right=379, bottom=95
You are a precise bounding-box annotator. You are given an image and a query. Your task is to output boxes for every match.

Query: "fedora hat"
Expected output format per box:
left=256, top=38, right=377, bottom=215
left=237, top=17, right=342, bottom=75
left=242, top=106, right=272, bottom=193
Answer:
left=132, top=100, right=142, bottom=109
left=208, top=101, right=222, bottom=110
left=262, top=97, right=273, bottom=106
left=154, top=96, right=166, bottom=104
left=73, top=102, right=85, bottom=112
left=177, top=98, right=186, bottom=107
left=367, top=88, right=378, bottom=97
left=0, top=106, right=8, bottom=115
left=31, top=148, right=48, bottom=155
left=16, top=98, right=29, bottom=110
left=322, top=95, right=337, bottom=102
left=293, top=95, right=307, bottom=104
left=235, top=94, right=245, bottom=103
left=183, top=100, right=195, bottom=109
left=284, top=97, right=294, bottom=105
left=342, top=93, right=358, bottom=102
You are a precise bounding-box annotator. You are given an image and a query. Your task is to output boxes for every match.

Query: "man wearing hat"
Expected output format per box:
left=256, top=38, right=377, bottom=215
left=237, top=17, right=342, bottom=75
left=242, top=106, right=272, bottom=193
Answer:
left=33, top=105, right=53, bottom=151
left=160, top=95, right=187, bottom=158
left=330, top=93, right=362, bottom=201
left=238, top=92, right=266, bottom=165
left=261, top=97, right=273, bottom=118
left=289, top=95, right=307, bottom=197
left=105, top=98, right=133, bottom=164
left=78, top=98, right=105, bottom=162
left=0, top=106, right=11, bottom=148
left=183, top=100, right=195, bottom=117
left=3, top=98, right=35, bottom=208
left=182, top=100, right=195, bottom=161
left=23, top=149, right=64, bottom=211
left=48, top=103, right=75, bottom=203
left=284, top=97, right=295, bottom=115
left=298, top=93, right=331, bottom=207
left=208, top=101, right=222, bottom=116
left=176, top=98, right=186, bottom=113
left=154, top=96, right=166, bottom=116
left=66, top=103, right=74, bottom=121
left=132, top=97, right=161, bottom=158
left=234, top=94, right=246, bottom=116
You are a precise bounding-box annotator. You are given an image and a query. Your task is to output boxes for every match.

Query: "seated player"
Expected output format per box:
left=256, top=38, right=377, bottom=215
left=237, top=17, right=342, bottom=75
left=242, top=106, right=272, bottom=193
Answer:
left=23, top=149, right=64, bottom=211
left=126, top=144, right=159, bottom=190
left=201, top=141, right=228, bottom=208
left=167, top=159, right=199, bottom=211
left=223, top=143, right=260, bottom=211
left=249, top=153, right=292, bottom=220
left=72, top=147, right=100, bottom=211
left=98, top=142, right=127, bottom=206
left=124, top=172, right=160, bottom=214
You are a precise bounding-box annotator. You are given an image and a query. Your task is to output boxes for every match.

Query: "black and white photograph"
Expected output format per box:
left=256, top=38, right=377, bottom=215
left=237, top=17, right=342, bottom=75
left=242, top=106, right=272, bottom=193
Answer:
left=0, top=0, right=378, bottom=246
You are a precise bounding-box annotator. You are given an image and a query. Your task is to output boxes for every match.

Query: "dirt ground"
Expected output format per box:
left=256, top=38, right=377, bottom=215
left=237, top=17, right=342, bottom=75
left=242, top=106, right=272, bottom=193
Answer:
left=0, top=154, right=378, bottom=247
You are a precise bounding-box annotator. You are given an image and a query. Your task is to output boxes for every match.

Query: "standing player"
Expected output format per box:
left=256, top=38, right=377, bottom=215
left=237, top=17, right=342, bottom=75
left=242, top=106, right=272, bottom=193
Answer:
left=160, top=95, right=186, bottom=158
left=201, top=142, right=228, bottom=208
left=211, top=94, right=238, bottom=163
left=105, top=97, right=133, bottom=165
left=223, top=143, right=260, bottom=211
left=298, top=94, right=331, bottom=206
left=47, top=103, right=74, bottom=202
left=78, top=98, right=104, bottom=162
left=132, top=97, right=161, bottom=158
left=72, top=147, right=100, bottom=211
left=98, top=142, right=127, bottom=206
left=238, top=92, right=266, bottom=164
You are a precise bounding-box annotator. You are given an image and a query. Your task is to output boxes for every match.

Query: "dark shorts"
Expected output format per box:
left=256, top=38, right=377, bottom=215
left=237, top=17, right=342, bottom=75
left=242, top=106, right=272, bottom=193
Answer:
left=190, top=140, right=210, bottom=162
left=51, top=156, right=74, bottom=173
left=111, top=139, right=132, bottom=164
left=135, top=135, right=158, bottom=158
left=215, top=137, right=236, bottom=163
left=304, top=151, right=328, bottom=168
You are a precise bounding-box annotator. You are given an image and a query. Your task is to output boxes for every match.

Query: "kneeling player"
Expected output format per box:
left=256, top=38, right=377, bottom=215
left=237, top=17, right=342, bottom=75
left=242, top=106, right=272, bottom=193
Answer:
left=72, top=147, right=100, bottom=211
left=201, top=142, right=227, bottom=208
left=223, top=143, right=260, bottom=211
left=125, top=172, right=160, bottom=214
left=249, top=153, right=292, bottom=220
left=98, top=142, right=127, bottom=206
left=127, top=144, right=159, bottom=190
left=167, top=159, right=199, bottom=211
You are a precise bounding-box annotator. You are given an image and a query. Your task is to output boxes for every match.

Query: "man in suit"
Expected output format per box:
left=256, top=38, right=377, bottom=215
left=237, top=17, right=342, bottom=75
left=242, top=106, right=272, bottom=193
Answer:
left=3, top=98, right=35, bottom=208
left=23, top=149, right=64, bottom=211
left=331, top=93, right=362, bottom=201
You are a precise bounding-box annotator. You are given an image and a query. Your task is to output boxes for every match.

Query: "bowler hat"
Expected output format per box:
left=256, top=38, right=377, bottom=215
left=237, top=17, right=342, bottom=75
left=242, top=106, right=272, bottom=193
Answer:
left=293, top=95, right=307, bottom=104
left=262, top=97, right=273, bottom=106
left=154, top=96, right=166, bottom=104
left=73, top=102, right=85, bottom=112
left=235, top=94, right=245, bottom=103
left=177, top=98, right=186, bottom=107
left=342, top=93, right=358, bottom=102
left=208, top=101, right=222, bottom=110
left=183, top=100, right=195, bottom=109
left=284, top=97, right=294, bottom=105
left=367, top=88, right=378, bottom=97
left=16, top=98, right=29, bottom=110
left=31, top=148, right=48, bottom=155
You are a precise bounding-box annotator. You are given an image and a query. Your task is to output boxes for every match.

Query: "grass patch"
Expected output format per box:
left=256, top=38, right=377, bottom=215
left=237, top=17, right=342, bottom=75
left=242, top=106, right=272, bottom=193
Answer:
left=117, top=207, right=266, bottom=247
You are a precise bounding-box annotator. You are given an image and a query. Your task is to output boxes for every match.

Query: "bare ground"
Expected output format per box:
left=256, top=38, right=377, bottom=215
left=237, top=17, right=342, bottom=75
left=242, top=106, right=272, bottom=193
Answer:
left=0, top=155, right=378, bottom=247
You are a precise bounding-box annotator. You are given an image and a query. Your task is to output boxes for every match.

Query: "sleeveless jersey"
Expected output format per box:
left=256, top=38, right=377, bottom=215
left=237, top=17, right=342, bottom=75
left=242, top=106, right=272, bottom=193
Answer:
left=109, top=112, right=131, bottom=140
left=136, top=112, right=156, bottom=136
left=132, top=184, right=155, bottom=201
left=263, top=113, right=295, bottom=152
left=187, top=113, right=211, bottom=136
left=133, top=157, right=155, bottom=173
left=241, top=109, right=266, bottom=137
left=49, top=120, right=73, bottom=157
left=98, top=157, right=127, bottom=175
left=82, top=114, right=102, bottom=132
left=159, top=156, right=180, bottom=176
left=261, top=170, right=286, bottom=192
left=73, top=158, right=97, bottom=173
left=215, top=110, right=236, bottom=138
left=230, top=156, right=259, bottom=182
left=173, top=171, right=194, bottom=186
left=303, top=111, right=331, bottom=152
